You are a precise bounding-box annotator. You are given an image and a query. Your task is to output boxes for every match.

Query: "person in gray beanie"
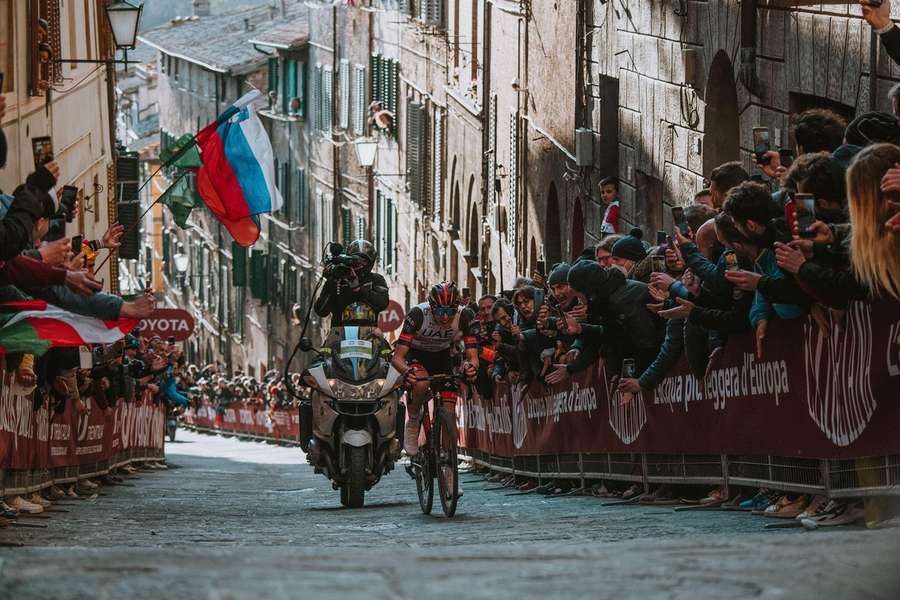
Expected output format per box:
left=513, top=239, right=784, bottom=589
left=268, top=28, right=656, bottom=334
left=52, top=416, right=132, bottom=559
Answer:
left=610, top=232, right=648, bottom=277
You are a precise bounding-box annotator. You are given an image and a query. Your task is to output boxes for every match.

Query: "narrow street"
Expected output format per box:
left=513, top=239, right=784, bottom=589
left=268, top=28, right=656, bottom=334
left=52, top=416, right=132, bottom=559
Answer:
left=1, top=430, right=898, bottom=599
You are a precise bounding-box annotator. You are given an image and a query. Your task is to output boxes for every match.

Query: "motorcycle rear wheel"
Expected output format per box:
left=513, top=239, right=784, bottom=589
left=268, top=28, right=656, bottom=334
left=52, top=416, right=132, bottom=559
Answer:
left=435, top=407, right=459, bottom=517
left=340, top=445, right=367, bottom=508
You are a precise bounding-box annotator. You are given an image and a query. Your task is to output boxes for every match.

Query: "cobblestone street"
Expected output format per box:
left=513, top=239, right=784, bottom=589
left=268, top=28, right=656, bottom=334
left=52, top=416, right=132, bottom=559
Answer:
left=0, top=429, right=898, bottom=599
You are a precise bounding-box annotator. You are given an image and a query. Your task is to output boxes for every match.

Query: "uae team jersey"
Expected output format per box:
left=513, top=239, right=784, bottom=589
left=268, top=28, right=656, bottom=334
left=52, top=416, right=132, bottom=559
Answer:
left=397, top=303, right=477, bottom=353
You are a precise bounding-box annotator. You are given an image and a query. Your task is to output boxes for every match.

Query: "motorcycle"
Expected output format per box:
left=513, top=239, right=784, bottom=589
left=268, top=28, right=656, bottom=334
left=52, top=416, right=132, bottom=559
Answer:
left=298, top=325, right=404, bottom=508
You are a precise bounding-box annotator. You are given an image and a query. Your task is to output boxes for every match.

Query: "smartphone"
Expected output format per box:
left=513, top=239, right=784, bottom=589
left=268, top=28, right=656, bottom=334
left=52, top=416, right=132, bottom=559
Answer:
left=71, top=235, right=83, bottom=254
left=656, top=231, right=667, bottom=246
left=167, top=336, right=176, bottom=345
left=867, top=0, right=883, bottom=7
left=651, top=254, right=667, bottom=273
left=61, top=185, right=78, bottom=207
left=752, top=127, right=771, bottom=165
left=783, top=199, right=797, bottom=231
left=621, top=358, right=636, bottom=379
left=671, top=206, right=690, bottom=236
left=79, top=346, right=93, bottom=369
left=778, top=148, right=795, bottom=169
left=461, top=287, right=470, bottom=298
left=794, top=193, right=816, bottom=237
left=31, top=135, right=54, bottom=168
left=723, top=250, right=739, bottom=271
left=536, top=260, right=546, bottom=276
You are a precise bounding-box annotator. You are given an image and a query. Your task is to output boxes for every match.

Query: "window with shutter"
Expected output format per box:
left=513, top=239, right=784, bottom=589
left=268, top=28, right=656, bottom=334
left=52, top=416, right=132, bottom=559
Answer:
left=296, top=168, right=307, bottom=226
left=312, top=64, right=322, bottom=131
left=339, top=59, right=350, bottom=130
left=508, top=112, right=518, bottom=248
left=322, top=65, right=333, bottom=133
left=356, top=216, right=365, bottom=240
left=269, top=249, right=281, bottom=308
left=324, top=194, right=334, bottom=244
left=432, top=108, right=443, bottom=221
left=341, top=207, right=352, bottom=243
left=232, top=242, right=247, bottom=287
left=316, top=190, right=324, bottom=254
left=406, top=100, right=426, bottom=206
left=388, top=59, right=399, bottom=117
left=353, top=65, right=366, bottom=136
left=220, top=264, right=228, bottom=325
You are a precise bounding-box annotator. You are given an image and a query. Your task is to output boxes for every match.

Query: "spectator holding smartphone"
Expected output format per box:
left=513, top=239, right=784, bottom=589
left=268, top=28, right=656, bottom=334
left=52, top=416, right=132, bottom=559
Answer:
left=861, top=0, right=900, bottom=68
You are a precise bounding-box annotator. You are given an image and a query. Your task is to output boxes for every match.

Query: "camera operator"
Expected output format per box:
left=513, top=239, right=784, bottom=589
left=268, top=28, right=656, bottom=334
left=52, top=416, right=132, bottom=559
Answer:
left=314, top=239, right=389, bottom=327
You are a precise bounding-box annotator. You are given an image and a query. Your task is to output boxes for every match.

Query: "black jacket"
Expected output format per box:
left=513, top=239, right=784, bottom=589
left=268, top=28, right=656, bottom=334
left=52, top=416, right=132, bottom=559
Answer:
left=314, top=271, right=389, bottom=327
left=1, top=166, right=57, bottom=260
left=568, top=261, right=662, bottom=375
left=880, top=25, right=900, bottom=68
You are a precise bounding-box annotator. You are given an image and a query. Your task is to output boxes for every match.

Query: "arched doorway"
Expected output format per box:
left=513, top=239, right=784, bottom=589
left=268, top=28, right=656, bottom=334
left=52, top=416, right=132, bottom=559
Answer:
left=467, top=202, right=479, bottom=293
left=545, top=182, right=562, bottom=267
left=571, top=197, right=585, bottom=261
left=702, top=51, right=741, bottom=176
left=451, top=181, right=461, bottom=283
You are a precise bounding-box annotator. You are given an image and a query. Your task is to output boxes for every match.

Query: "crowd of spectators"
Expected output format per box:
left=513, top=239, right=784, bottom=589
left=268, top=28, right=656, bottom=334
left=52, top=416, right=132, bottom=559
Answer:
left=0, top=88, right=185, bottom=523
left=177, top=364, right=298, bottom=415
left=464, top=105, right=899, bottom=410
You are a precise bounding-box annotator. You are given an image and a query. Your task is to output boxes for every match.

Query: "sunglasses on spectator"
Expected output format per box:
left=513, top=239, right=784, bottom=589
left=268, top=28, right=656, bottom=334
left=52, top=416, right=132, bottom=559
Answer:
left=433, top=307, right=458, bottom=317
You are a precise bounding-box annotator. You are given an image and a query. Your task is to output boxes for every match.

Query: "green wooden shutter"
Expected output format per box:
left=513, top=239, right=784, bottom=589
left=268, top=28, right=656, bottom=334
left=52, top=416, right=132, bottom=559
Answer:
left=296, top=168, right=307, bottom=226
left=370, top=54, right=380, bottom=105
left=432, top=109, right=443, bottom=220
left=297, top=60, right=306, bottom=117
left=232, top=242, right=247, bottom=287
left=268, top=58, right=278, bottom=108
left=508, top=112, right=519, bottom=248
left=269, top=248, right=281, bottom=308
left=353, top=64, right=366, bottom=136
left=341, top=206, right=352, bottom=243
left=406, top=101, right=426, bottom=206
left=282, top=161, right=291, bottom=221
left=339, top=59, right=350, bottom=130
left=322, top=65, right=333, bottom=132
left=250, top=250, right=268, bottom=302
left=312, top=64, right=322, bottom=130
left=387, top=197, right=395, bottom=271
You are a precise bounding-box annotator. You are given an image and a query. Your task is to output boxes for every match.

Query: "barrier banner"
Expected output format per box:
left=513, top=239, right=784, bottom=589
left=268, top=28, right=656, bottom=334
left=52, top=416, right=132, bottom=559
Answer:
left=460, top=299, right=900, bottom=460
left=1, top=383, right=165, bottom=471
left=183, top=400, right=300, bottom=442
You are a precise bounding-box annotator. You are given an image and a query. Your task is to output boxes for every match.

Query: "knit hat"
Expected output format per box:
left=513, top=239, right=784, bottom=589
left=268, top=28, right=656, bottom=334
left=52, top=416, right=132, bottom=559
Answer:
left=844, top=112, right=900, bottom=147
left=567, top=259, right=626, bottom=300
left=831, top=144, right=864, bottom=170
left=547, top=262, right=571, bottom=286
left=611, top=234, right=647, bottom=263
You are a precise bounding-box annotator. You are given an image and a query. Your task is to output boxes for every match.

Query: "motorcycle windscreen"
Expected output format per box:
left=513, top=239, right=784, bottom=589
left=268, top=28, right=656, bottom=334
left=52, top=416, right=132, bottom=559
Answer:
left=326, top=326, right=383, bottom=382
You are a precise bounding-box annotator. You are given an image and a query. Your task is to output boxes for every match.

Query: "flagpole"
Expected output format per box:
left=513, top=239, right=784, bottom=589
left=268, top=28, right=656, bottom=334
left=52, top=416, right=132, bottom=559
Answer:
left=92, top=166, right=191, bottom=273
left=95, top=90, right=264, bottom=277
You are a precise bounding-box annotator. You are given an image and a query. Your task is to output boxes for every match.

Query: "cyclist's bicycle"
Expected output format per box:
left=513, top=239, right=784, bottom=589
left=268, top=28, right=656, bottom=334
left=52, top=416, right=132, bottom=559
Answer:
left=405, top=372, right=465, bottom=517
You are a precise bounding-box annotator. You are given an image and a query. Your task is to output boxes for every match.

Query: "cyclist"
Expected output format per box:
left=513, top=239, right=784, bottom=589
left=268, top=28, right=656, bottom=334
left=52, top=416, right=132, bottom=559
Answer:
left=314, top=239, right=389, bottom=327
left=391, top=282, right=478, bottom=456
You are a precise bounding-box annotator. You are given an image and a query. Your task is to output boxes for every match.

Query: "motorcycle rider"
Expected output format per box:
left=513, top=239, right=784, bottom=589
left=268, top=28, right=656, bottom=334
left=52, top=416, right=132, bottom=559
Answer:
left=314, top=239, right=389, bottom=327
left=390, top=282, right=478, bottom=456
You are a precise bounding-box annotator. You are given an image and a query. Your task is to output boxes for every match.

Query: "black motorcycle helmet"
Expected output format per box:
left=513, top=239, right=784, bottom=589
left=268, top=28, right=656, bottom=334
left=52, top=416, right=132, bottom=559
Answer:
left=346, top=239, right=377, bottom=274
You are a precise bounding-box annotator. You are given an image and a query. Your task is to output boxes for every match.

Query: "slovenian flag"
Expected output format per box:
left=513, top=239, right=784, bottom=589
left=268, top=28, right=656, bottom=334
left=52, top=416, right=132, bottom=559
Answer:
left=0, top=301, right=138, bottom=356
left=194, top=90, right=283, bottom=246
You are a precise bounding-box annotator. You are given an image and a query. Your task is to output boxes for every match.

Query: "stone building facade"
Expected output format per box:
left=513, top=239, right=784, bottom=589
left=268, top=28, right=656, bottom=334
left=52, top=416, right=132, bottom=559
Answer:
left=0, top=0, right=118, bottom=289
left=142, top=0, right=899, bottom=375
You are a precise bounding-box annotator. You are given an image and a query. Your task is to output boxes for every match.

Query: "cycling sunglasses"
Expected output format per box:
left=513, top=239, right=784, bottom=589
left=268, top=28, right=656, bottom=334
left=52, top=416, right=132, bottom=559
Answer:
left=433, top=306, right=458, bottom=318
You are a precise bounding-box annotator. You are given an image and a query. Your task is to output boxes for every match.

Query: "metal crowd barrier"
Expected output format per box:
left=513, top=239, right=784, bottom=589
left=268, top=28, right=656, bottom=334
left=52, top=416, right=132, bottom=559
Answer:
left=460, top=450, right=900, bottom=498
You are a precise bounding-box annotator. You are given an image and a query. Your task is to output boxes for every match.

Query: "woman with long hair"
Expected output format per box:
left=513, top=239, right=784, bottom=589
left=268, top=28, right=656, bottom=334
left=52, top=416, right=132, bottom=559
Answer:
left=846, top=143, right=900, bottom=300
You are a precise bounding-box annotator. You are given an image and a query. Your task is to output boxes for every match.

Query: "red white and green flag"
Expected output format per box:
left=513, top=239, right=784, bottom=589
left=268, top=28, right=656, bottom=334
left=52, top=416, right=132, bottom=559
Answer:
left=0, top=301, right=139, bottom=356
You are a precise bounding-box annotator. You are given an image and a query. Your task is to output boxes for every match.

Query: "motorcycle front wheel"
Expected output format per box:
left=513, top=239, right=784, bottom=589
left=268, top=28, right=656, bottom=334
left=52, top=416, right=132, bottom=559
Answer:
left=340, top=445, right=366, bottom=508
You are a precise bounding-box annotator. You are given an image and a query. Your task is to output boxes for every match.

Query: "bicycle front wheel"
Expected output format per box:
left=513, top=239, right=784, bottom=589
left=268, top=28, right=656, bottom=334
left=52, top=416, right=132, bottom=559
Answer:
left=414, top=449, right=434, bottom=515
left=435, top=406, right=459, bottom=517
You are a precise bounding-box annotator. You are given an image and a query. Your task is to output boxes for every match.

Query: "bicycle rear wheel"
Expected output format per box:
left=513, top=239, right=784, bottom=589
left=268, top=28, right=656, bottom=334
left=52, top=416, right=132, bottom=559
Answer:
left=414, top=446, right=434, bottom=515
left=435, top=407, right=459, bottom=517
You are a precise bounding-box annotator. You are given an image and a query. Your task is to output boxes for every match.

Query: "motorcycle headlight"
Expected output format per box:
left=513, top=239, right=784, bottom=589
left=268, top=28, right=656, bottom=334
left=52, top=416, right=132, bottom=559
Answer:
left=328, top=378, right=386, bottom=400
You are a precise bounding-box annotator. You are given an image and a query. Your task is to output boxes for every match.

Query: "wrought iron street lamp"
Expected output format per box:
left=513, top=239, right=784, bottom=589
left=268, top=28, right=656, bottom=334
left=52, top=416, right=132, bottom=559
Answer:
left=54, top=1, right=144, bottom=65
left=106, top=1, right=144, bottom=51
